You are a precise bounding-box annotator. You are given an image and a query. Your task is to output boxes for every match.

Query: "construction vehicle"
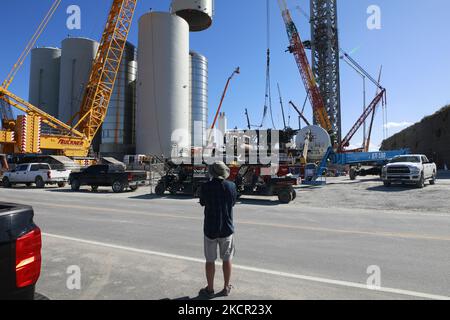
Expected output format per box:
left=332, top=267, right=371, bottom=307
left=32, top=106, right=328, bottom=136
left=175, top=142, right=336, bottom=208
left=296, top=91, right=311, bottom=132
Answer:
left=0, top=0, right=137, bottom=162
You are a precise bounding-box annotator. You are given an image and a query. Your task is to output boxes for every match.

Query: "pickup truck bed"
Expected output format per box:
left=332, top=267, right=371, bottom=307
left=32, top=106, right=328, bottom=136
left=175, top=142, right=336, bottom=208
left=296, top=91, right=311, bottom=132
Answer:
left=0, top=203, right=41, bottom=300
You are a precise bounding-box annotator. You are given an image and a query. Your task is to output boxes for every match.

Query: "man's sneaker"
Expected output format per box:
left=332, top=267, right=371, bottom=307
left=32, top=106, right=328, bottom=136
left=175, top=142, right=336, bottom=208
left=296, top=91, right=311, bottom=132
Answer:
left=199, top=287, right=215, bottom=299
left=220, top=285, right=233, bottom=297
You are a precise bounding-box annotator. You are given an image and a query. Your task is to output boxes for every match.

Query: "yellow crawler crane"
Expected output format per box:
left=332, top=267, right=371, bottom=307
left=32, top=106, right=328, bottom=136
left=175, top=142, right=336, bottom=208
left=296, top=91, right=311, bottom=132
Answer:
left=0, top=0, right=137, bottom=157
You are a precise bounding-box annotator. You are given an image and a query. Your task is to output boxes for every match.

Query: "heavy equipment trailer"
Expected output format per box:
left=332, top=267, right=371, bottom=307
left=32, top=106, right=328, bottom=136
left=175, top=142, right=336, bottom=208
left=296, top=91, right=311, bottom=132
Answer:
left=154, top=162, right=299, bottom=204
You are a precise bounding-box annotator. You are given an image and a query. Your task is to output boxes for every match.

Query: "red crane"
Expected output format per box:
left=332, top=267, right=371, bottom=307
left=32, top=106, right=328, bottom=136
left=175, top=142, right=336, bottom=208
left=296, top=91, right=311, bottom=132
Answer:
left=278, top=0, right=333, bottom=141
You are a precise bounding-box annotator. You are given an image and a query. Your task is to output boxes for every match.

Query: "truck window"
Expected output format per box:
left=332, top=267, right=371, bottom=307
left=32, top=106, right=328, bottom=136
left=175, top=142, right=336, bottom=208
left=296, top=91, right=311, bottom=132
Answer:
left=39, top=164, right=51, bottom=170
left=16, top=165, right=29, bottom=172
left=30, top=165, right=40, bottom=172
left=422, top=156, right=429, bottom=164
left=86, top=165, right=108, bottom=174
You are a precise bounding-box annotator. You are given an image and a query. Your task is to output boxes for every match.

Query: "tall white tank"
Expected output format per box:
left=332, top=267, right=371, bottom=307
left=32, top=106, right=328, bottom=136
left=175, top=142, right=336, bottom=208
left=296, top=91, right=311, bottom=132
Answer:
left=190, top=51, right=208, bottom=147
left=171, top=0, right=214, bottom=31
left=58, top=37, right=99, bottom=125
left=136, top=12, right=190, bottom=158
left=28, top=47, right=61, bottom=117
left=99, top=42, right=137, bottom=157
left=295, top=125, right=332, bottom=162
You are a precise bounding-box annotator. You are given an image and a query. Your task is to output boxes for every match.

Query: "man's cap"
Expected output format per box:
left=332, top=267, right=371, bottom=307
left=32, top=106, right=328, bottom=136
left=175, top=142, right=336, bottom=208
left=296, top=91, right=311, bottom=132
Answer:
left=208, top=161, right=230, bottom=180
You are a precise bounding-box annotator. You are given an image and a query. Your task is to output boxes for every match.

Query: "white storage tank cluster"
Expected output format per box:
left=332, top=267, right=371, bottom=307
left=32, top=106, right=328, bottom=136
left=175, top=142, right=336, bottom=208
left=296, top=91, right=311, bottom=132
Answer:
left=28, top=47, right=61, bottom=118
left=58, top=37, right=99, bottom=125
left=190, top=51, right=208, bottom=148
left=100, top=42, right=138, bottom=158
left=136, top=12, right=191, bottom=158
left=136, top=1, right=214, bottom=159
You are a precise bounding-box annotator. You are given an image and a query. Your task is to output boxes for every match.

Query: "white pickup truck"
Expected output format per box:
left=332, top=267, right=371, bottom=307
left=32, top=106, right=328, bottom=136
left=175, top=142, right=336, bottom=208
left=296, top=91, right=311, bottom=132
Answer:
left=2, top=163, right=71, bottom=188
left=381, top=155, right=437, bottom=188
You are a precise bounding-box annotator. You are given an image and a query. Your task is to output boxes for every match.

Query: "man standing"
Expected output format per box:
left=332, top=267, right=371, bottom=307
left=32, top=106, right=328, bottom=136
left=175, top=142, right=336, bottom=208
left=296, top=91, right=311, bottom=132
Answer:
left=199, top=161, right=238, bottom=299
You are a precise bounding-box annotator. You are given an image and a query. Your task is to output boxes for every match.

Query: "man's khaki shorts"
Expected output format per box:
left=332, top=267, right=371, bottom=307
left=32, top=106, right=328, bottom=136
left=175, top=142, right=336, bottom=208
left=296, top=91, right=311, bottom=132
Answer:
left=204, top=235, right=235, bottom=263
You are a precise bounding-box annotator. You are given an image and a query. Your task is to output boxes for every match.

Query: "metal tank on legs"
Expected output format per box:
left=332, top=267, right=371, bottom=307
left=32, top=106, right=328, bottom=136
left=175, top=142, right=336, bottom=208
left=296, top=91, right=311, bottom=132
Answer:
left=171, top=0, right=214, bottom=31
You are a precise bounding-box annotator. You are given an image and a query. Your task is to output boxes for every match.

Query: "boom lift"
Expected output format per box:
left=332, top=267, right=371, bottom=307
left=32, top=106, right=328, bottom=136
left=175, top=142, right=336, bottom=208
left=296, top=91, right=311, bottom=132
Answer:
left=0, top=0, right=137, bottom=158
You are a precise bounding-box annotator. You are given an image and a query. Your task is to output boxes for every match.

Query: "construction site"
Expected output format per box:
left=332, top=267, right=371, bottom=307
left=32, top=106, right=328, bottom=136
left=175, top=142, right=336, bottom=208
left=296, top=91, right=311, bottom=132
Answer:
left=0, top=0, right=449, bottom=302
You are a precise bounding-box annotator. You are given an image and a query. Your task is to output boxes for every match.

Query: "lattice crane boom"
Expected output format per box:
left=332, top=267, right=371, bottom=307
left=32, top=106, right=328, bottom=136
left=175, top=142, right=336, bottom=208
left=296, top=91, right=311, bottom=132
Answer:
left=278, top=0, right=333, bottom=141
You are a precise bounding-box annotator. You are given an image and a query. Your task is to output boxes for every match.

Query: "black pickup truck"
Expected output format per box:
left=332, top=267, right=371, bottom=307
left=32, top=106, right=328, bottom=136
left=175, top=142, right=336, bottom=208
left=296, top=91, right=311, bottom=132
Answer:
left=0, top=203, right=41, bottom=300
left=69, top=164, right=147, bottom=193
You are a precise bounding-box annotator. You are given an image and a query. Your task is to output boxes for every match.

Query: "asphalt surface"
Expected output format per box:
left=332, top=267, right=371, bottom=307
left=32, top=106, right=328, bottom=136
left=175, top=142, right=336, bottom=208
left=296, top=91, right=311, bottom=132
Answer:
left=1, top=175, right=449, bottom=300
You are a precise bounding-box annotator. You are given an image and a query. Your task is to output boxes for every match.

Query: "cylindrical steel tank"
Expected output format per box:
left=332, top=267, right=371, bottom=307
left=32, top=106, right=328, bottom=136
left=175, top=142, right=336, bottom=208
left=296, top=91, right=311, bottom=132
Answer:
left=136, top=12, right=190, bottom=158
left=58, top=37, right=99, bottom=125
left=295, top=125, right=332, bottom=162
left=171, top=0, right=214, bottom=31
left=28, top=47, right=61, bottom=118
left=99, top=42, right=137, bottom=157
left=190, top=51, right=208, bottom=147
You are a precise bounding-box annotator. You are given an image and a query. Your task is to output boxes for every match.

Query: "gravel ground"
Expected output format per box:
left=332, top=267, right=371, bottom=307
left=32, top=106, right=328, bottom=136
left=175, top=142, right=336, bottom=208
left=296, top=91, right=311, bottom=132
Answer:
left=292, top=171, right=450, bottom=214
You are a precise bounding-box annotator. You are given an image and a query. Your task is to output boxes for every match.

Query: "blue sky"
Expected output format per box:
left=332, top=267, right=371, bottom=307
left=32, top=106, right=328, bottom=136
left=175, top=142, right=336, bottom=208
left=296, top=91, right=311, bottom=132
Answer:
left=1, top=0, right=450, bottom=150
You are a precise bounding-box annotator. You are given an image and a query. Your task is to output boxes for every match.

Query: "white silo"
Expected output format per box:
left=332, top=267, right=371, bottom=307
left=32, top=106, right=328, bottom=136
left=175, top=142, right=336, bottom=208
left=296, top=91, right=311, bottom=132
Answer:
left=171, top=0, right=214, bottom=31
left=99, top=42, right=138, bottom=158
left=190, top=51, right=208, bottom=147
left=28, top=47, right=61, bottom=118
left=136, top=12, right=190, bottom=159
left=58, top=37, right=99, bottom=126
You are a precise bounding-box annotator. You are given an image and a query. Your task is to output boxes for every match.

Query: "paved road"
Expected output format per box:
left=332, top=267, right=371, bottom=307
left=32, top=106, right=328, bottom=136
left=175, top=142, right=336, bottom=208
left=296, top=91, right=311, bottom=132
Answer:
left=1, top=180, right=449, bottom=300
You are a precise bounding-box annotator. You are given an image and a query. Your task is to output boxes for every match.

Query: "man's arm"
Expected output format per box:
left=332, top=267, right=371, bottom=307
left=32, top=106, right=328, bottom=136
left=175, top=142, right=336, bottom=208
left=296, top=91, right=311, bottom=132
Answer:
left=199, top=184, right=206, bottom=207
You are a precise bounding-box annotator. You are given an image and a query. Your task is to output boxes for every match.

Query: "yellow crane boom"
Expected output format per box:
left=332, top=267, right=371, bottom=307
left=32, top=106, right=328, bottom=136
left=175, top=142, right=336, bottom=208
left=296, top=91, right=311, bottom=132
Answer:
left=0, top=0, right=138, bottom=157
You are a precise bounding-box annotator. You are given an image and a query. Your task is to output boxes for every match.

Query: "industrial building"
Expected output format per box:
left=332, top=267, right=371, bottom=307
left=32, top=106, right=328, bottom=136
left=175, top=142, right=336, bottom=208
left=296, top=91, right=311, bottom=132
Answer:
left=381, top=105, right=450, bottom=169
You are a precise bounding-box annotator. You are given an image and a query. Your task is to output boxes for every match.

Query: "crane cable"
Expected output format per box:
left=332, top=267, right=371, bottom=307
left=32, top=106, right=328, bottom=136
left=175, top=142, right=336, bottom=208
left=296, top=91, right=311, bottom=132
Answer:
left=259, top=0, right=276, bottom=129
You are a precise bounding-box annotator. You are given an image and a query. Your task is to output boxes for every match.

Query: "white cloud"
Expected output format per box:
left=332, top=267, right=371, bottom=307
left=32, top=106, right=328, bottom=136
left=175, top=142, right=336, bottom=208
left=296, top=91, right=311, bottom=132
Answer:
left=384, top=122, right=413, bottom=129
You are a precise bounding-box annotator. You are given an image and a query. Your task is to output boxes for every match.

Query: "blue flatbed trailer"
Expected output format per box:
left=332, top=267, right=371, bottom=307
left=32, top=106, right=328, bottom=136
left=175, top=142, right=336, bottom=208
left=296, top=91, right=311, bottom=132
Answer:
left=332, top=149, right=411, bottom=180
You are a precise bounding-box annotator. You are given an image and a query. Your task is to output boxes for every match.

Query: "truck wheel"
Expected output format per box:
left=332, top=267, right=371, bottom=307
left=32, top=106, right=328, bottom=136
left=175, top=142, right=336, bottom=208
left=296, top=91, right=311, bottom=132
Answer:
left=129, top=185, right=138, bottom=192
left=91, top=185, right=99, bottom=192
left=349, top=168, right=357, bottom=181
left=57, top=182, right=66, bottom=188
left=2, top=177, right=11, bottom=188
left=430, top=173, right=437, bottom=185
left=292, top=189, right=297, bottom=200
left=71, top=179, right=81, bottom=191
left=112, top=181, right=125, bottom=193
left=383, top=181, right=391, bottom=187
left=278, top=190, right=292, bottom=204
left=35, top=176, right=45, bottom=189
left=416, top=173, right=425, bottom=188
left=155, top=183, right=165, bottom=196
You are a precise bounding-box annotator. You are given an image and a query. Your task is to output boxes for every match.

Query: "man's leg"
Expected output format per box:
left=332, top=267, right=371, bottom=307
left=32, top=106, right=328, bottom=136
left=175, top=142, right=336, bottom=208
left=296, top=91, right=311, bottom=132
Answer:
left=223, top=260, right=232, bottom=288
left=206, top=262, right=215, bottom=292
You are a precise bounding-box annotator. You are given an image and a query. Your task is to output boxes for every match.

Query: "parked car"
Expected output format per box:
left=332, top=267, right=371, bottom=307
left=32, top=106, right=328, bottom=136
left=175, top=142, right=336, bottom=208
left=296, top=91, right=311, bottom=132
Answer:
left=0, top=203, right=42, bottom=300
left=68, top=164, right=147, bottom=193
left=381, top=155, right=437, bottom=188
left=2, top=163, right=70, bottom=188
